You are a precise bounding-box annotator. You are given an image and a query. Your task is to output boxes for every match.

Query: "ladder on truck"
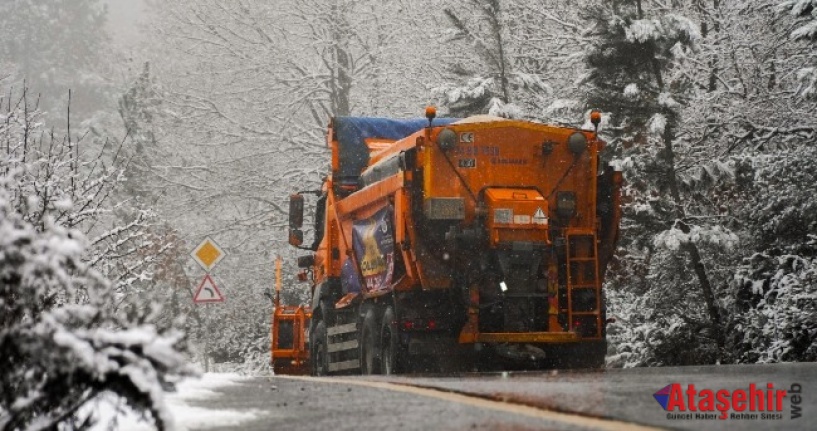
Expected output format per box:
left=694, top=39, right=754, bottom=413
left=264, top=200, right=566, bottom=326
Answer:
left=565, top=230, right=602, bottom=339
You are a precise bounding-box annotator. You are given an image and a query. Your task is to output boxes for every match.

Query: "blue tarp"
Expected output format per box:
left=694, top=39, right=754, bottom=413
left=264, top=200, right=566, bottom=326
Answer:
left=333, top=117, right=459, bottom=181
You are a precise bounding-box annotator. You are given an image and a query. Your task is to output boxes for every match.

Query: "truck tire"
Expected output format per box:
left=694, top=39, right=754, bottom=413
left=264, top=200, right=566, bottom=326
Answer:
left=360, top=308, right=380, bottom=375
left=312, top=320, right=329, bottom=376
left=380, top=306, right=401, bottom=375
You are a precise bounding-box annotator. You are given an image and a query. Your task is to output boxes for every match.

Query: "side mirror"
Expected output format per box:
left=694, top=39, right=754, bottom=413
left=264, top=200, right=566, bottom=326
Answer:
left=289, top=229, right=304, bottom=247
left=289, top=194, right=304, bottom=229
left=297, top=254, right=315, bottom=268
left=288, top=194, right=305, bottom=247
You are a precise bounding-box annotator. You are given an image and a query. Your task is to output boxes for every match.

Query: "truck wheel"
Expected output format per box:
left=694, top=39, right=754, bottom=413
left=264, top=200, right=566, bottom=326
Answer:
left=380, top=306, right=401, bottom=375
left=360, top=308, right=380, bottom=375
left=312, top=321, right=329, bottom=376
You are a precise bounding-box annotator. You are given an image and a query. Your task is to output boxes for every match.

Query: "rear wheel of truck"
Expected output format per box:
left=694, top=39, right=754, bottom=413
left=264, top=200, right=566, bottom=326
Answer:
left=312, top=321, right=329, bottom=376
left=380, top=306, right=401, bottom=375
left=360, top=307, right=380, bottom=375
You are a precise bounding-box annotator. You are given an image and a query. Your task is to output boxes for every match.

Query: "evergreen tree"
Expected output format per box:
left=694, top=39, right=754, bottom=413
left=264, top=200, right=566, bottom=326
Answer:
left=118, top=62, right=161, bottom=206
left=582, top=0, right=733, bottom=365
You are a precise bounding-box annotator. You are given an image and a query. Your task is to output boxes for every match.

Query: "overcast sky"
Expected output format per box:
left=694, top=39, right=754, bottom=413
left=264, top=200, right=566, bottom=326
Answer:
left=104, top=0, right=147, bottom=47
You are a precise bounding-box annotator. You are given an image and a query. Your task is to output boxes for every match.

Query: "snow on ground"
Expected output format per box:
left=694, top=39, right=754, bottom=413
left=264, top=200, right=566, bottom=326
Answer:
left=87, top=373, right=259, bottom=430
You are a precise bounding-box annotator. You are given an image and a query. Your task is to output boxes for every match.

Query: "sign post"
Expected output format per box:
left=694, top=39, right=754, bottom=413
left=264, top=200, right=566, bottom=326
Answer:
left=190, top=237, right=228, bottom=372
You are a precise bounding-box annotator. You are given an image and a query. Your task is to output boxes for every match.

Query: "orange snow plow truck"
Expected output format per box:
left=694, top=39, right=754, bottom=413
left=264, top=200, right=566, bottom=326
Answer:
left=286, top=108, right=621, bottom=375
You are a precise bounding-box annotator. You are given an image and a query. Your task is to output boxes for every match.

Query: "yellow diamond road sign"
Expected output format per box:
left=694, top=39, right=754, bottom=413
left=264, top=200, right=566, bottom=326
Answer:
left=192, top=237, right=226, bottom=272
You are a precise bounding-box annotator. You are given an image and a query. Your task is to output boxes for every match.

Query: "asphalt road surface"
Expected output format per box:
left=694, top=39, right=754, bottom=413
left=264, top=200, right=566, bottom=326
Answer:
left=185, top=363, right=813, bottom=430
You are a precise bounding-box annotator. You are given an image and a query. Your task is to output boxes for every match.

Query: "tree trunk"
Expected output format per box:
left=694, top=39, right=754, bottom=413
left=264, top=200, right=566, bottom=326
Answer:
left=644, top=2, right=724, bottom=356
left=330, top=3, right=352, bottom=117
left=487, top=0, right=510, bottom=103
left=661, top=117, right=724, bottom=361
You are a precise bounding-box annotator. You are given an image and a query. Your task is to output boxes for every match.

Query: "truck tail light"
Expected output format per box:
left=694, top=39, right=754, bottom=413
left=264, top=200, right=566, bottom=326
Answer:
left=401, top=318, right=439, bottom=331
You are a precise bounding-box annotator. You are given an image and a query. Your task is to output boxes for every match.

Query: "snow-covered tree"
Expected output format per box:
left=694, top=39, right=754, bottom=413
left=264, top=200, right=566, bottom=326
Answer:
left=117, top=62, right=162, bottom=206
left=780, top=0, right=817, bottom=40
left=724, top=110, right=817, bottom=363
left=731, top=250, right=817, bottom=363
left=0, top=89, right=191, bottom=431
left=432, top=0, right=556, bottom=118
left=598, top=0, right=817, bottom=366
left=580, top=0, right=741, bottom=365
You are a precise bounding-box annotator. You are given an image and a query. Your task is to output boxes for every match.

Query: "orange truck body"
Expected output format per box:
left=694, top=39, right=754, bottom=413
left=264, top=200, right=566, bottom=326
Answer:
left=287, top=112, right=621, bottom=374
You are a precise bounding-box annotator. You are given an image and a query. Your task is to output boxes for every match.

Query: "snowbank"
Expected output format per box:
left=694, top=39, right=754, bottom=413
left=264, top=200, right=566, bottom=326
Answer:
left=88, top=373, right=258, bottom=430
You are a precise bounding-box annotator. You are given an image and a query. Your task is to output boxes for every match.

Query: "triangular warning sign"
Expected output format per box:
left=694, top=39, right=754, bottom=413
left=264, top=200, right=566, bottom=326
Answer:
left=193, top=274, right=225, bottom=303
left=533, top=207, right=548, bottom=225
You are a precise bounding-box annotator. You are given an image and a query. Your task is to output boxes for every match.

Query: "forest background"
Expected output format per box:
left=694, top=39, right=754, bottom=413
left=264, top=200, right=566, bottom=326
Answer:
left=2, top=0, right=816, bottom=384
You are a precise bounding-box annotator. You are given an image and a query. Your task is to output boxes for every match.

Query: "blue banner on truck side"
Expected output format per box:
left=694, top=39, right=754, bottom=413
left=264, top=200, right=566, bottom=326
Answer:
left=352, top=207, right=395, bottom=295
left=341, top=258, right=361, bottom=294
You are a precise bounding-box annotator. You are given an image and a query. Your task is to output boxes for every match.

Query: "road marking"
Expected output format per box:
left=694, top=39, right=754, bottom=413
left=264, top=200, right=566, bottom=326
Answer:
left=275, top=375, right=664, bottom=431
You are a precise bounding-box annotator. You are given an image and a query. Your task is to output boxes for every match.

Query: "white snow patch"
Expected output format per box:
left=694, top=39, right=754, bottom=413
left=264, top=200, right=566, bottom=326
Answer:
left=791, top=19, right=817, bottom=40
left=54, top=197, right=73, bottom=211
left=795, top=67, right=817, bottom=99
left=658, top=92, right=680, bottom=110
left=433, top=77, right=494, bottom=104
left=487, top=98, right=523, bottom=119
left=624, top=83, right=640, bottom=99
left=654, top=224, right=739, bottom=251
left=87, top=373, right=258, bottom=431
left=543, top=99, right=582, bottom=124
left=26, top=195, right=41, bottom=212
left=626, top=19, right=662, bottom=43
left=511, top=72, right=552, bottom=94
left=665, top=14, right=701, bottom=42
left=670, top=41, right=688, bottom=59
left=610, top=157, right=633, bottom=171
left=649, top=113, right=667, bottom=136
left=655, top=227, right=686, bottom=251
left=625, top=15, right=700, bottom=44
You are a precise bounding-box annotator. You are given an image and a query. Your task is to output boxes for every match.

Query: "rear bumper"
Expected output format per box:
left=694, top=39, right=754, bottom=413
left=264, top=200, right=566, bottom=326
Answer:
left=408, top=337, right=463, bottom=355
left=470, top=332, right=582, bottom=344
